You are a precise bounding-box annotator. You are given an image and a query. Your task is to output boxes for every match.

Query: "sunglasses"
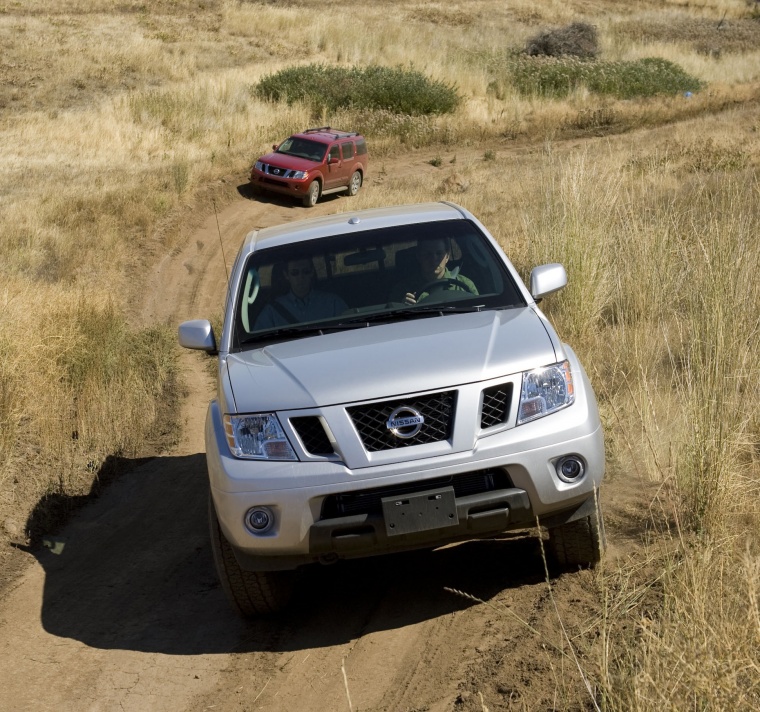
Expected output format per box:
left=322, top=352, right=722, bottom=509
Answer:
left=288, top=267, right=314, bottom=277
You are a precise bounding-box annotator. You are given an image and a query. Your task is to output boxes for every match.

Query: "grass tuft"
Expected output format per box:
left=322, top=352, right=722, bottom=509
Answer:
left=598, top=532, right=760, bottom=710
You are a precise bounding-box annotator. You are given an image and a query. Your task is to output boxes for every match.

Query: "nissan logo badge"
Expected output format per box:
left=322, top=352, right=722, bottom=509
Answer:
left=386, top=406, right=425, bottom=439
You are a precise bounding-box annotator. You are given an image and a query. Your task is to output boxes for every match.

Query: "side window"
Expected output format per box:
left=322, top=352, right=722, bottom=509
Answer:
left=341, top=142, right=355, bottom=160
left=328, top=145, right=341, bottom=163
left=355, top=138, right=367, bottom=156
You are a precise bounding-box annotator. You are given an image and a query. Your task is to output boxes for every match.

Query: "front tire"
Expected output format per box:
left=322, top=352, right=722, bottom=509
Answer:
left=303, top=180, right=320, bottom=207
left=348, top=170, right=362, bottom=197
left=208, top=494, right=294, bottom=616
left=548, top=507, right=605, bottom=569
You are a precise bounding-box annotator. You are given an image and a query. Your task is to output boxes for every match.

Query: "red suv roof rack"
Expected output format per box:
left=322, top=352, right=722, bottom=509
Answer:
left=302, top=127, right=359, bottom=139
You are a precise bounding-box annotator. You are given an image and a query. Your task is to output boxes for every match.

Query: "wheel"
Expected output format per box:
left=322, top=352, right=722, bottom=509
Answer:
left=208, top=494, right=294, bottom=616
left=302, top=180, right=320, bottom=207
left=548, top=507, right=605, bottom=569
left=416, top=277, right=478, bottom=302
left=348, top=170, right=362, bottom=197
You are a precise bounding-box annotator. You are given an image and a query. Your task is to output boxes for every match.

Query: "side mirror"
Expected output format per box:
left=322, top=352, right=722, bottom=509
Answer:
left=178, top=319, right=217, bottom=353
left=327, top=154, right=337, bottom=164
left=272, top=143, right=279, bottom=151
left=530, top=264, right=567, bottom=301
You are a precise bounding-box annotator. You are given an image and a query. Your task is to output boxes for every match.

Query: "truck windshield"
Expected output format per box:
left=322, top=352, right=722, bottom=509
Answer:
left=233, top=220, right=525, bottom=348
left=275, top=138, right=327, bottom=162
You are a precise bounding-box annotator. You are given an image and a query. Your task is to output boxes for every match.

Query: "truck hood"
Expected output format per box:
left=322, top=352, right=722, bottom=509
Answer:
left=226, top=308, right=559, bottom=413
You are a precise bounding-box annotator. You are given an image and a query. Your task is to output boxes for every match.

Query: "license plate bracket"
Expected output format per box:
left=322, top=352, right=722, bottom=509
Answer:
left=381, top=487, right=458, bottom=537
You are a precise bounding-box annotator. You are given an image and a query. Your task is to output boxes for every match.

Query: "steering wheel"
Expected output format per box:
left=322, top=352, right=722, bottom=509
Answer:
left=417, top=277, right=477, bottom=302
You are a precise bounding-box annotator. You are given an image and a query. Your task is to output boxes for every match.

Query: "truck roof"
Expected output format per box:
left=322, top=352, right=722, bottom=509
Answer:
left=242, top=202, right=469, bottom=253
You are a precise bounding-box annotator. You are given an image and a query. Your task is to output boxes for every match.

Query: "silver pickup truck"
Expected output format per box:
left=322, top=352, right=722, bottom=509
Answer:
left=179, top=202, right=605, bottom=616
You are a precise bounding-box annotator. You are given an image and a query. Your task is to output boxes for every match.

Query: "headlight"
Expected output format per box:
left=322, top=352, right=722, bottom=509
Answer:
left=517, top=360, right=575, bottom=424
left=291, top=170, right=307, bottom=179
left=223, top=413, right=297, bottom=460
left=254, top=161, right=264, bottom=172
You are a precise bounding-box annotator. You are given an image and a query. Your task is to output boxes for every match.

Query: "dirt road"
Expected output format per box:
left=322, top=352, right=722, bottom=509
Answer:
left=0, top=163, right=646, bottom=712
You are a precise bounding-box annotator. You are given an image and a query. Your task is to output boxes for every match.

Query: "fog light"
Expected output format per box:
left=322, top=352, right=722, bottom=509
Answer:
left=556, top=455, right=585, bottom=483
left=245, top=506, right=274, bottom=534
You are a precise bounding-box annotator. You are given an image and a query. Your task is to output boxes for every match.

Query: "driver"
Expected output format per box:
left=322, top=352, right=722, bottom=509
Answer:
left=390, top=237, right=478, bottom=305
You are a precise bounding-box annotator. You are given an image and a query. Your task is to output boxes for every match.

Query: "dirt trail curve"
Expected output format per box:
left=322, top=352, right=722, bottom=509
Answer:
left=0, top=155, right=645, bottom=712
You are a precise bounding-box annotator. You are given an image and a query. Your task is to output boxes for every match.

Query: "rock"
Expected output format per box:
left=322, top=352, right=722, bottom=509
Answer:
left=3, top=518, right=21, bottom=538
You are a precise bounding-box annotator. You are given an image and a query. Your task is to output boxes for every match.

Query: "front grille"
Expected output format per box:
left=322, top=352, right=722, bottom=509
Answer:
left=321, top=469, right=511, bottom=519
left=290, top=416, right=334, bottom=456
left=347, top=390, right=456, bottom=452
left=261, top=163, right=299, bottom=179
left=481, top=383, right=513, bottom=428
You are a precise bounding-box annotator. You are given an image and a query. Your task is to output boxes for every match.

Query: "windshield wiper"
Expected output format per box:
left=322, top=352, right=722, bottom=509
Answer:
left=334, top=305, right=487, bottom=328
left=239, top=306, right=494, bottom=345
left=413, top=305, right=487, bottom=314
left=238, top=321, right=367, bottom=345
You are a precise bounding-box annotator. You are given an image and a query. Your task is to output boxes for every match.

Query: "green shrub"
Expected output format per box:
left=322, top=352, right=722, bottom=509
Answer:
left=589, top=57, right=703, bottom=99
left=509, top=56, right=586, bottom=98
left=255, top=64, right=461, bottom=116
left=510, top=56, right=703, bottom=99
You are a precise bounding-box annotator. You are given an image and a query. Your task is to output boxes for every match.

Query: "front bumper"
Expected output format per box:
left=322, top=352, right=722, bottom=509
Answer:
left=207, top=402, right=604, bottom=570
left=250, top=170, right=308, bottom=198
left=230, top=489, right=600, bottom=571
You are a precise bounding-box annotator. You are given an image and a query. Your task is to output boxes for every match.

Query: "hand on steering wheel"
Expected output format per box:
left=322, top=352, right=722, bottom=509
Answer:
left=414, top=277, right=477, bottom=303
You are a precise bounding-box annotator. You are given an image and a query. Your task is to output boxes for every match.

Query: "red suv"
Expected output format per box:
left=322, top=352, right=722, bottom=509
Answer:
left=250, top=127, right=368, bottom=207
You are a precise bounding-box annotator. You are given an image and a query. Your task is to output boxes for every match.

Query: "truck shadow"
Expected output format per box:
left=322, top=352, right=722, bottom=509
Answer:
left=18, top=452, right=548, bottom=656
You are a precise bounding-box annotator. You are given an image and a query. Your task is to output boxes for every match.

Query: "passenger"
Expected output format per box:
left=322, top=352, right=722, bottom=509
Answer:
left=390, top=237, right=478, bottom=305
left=255, top=258, right=348, bottom=329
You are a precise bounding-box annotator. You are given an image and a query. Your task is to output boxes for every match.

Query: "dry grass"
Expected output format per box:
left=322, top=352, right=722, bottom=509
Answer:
left=598, top=529, right=760, bottom=710
left=1, top=0, right=760, bottom=704
left=0, top=277, right=178, bottom=542
left=345, top=108, right=760, bottom=706
left=613, top=12, right=760, bottom=56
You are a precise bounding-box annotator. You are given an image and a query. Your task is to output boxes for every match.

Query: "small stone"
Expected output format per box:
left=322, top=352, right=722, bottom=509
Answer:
left=4, top=518, right=20, bottom=537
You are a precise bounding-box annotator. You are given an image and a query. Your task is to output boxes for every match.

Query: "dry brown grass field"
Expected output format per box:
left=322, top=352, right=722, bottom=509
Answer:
left=1, top=0, right=759, bottom=709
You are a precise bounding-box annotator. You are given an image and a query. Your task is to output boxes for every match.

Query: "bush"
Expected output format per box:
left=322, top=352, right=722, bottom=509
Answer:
left=510, top=56, right=703, bottom=99
left=255, top=64, right=461, bottom=116
left=525, top=22, right=599, bottom=59
left=588, top=57, right=704, bottom=100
